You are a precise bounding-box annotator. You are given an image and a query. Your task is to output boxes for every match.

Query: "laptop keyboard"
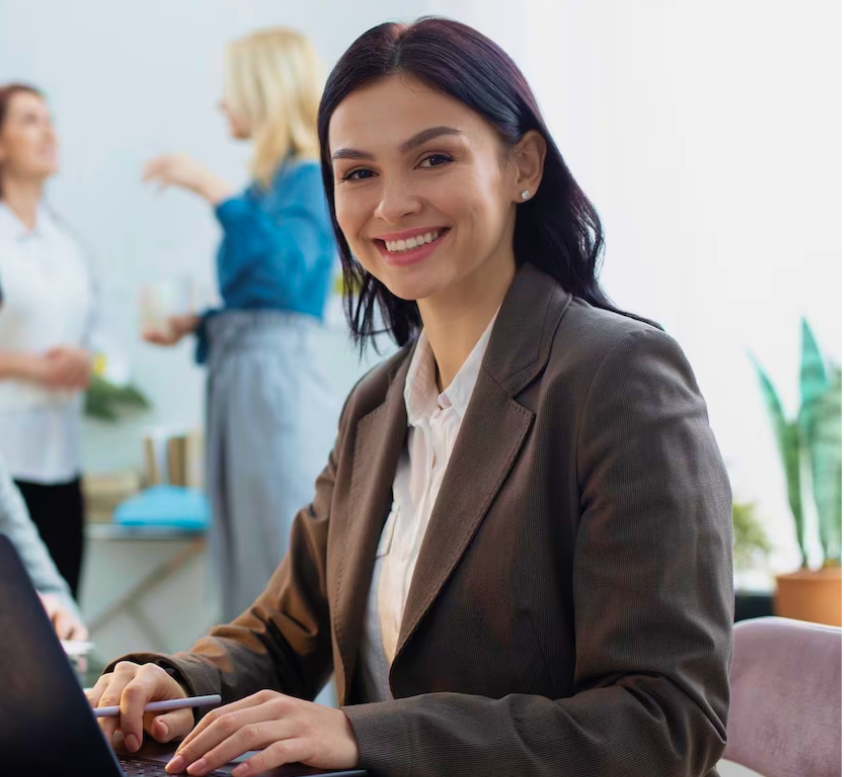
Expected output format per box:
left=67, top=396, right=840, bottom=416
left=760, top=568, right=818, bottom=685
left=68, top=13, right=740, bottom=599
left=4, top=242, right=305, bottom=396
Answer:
left=118, top=755, right=229, bottom=776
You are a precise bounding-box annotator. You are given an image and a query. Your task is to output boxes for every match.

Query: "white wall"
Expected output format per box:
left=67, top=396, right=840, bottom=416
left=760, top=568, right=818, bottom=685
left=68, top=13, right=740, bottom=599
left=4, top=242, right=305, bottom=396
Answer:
left=442, top=0, right=842, bottom=579
left=0, top=0, right=422, bottom=471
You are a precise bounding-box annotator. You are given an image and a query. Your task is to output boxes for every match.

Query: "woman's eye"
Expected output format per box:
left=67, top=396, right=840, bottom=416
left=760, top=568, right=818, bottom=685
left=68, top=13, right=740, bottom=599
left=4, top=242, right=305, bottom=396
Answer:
left=342, top=168, right=375, bottom=182
left=419, top=154, right=452, bottom=168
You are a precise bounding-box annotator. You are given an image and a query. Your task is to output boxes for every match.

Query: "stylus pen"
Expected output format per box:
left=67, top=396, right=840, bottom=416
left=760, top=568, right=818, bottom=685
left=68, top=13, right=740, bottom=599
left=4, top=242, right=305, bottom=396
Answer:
left=94, top=694, right=222, bottom=718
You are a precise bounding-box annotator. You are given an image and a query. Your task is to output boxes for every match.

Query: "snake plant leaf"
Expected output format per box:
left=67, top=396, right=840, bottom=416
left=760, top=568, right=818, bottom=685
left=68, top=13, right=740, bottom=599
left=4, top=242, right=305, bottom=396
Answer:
left=799, top=318, right=829, bottom=410
left=805, top=368, right=842, bottom=565
left=752, top=355, right=808, bottom=567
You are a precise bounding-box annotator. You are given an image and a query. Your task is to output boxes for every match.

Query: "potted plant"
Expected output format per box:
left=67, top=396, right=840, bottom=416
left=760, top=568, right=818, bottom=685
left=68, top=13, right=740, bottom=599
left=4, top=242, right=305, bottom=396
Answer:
left=84, top=354, right=150, bottom=422
left=753, top=319, right=842, bottom=626
left=732, top=500, right=775, bottom=621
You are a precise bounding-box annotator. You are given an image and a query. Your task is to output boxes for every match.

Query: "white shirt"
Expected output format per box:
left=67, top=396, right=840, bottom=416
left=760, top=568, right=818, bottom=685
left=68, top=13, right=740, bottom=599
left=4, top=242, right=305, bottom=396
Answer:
left=360, top=314, right=497, bottom=702
left=0, top=203, right=101, bottom=483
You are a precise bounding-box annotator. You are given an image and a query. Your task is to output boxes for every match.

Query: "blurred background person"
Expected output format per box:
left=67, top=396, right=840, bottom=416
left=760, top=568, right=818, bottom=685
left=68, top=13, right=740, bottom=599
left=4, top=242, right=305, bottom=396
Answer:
left=142, top=27, right=338, bottom=622
left=0, top=83, right=109, bottom=600
left=0, top=454, right=87, bottom=640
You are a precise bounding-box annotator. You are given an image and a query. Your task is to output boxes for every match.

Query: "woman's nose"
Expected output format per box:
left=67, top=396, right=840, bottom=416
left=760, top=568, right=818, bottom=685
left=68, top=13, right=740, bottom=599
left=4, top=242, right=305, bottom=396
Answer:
left=374, top=179, right=422, bottom=224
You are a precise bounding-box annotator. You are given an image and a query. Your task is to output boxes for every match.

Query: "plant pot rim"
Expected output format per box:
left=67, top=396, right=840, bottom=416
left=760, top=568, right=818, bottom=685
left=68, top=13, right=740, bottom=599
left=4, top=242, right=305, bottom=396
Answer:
left=776, top=566, right=843, bottom=582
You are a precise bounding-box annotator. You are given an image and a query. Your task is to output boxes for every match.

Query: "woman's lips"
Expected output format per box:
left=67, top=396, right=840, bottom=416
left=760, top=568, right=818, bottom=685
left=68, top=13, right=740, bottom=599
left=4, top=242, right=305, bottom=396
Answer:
left=374, top=228, right=450, bottom=266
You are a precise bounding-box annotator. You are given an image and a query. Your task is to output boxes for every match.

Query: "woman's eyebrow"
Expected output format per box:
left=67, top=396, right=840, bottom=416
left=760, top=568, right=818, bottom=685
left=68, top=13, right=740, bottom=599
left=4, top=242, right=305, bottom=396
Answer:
left=331, top=147, right=375, bottom=162
left=331, top=126, right=464, bottom=162
left=399, top=125, right=463, bottom=152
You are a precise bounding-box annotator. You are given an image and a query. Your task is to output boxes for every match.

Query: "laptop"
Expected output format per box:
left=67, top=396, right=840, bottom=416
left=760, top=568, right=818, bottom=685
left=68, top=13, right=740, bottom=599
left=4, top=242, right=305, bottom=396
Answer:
left=0, top=535, right=367, bottom=776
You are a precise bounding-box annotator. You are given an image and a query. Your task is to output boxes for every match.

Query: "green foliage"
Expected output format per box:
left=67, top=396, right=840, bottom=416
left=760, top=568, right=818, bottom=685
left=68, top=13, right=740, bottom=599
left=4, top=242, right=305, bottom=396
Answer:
left=751, top=356, right=806, bottom=567
left=84, top=375, right=150, bottom=422
left=732, top=501, right=773, bottom=572
left=803, top=365, right=842, bottom=566
left=752, top=319, right=842, bottom=568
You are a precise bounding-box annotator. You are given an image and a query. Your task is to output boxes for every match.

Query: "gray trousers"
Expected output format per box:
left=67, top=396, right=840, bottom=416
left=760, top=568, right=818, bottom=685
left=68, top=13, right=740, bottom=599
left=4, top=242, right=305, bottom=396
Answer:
left=205, top=310, right=338, bottom=622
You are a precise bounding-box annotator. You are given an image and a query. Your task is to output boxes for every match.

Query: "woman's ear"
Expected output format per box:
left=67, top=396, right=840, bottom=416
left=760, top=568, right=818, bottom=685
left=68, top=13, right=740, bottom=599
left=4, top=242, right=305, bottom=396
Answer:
left=511, top=130, right=546, bottom=203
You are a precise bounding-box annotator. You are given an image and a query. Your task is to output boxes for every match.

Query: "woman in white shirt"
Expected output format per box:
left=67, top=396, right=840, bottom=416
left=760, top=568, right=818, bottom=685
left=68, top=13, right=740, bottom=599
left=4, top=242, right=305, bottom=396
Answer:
left=0, top=83, right=105, bottom=598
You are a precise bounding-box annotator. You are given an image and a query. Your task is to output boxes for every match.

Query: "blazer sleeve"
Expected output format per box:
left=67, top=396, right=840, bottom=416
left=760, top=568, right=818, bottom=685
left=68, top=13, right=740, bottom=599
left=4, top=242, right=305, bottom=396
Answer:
left=343, top=328, right=734, bottom=777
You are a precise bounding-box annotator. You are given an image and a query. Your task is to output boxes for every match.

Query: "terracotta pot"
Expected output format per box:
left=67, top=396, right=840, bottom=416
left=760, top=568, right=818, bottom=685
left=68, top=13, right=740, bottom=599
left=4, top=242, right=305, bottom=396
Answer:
left=774, top=566, right=842, bottom=627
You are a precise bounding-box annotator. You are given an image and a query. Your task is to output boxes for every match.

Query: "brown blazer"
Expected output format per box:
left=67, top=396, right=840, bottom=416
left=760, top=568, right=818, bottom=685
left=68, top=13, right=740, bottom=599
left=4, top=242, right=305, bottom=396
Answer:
left=116, top=265, right=734, bottom=776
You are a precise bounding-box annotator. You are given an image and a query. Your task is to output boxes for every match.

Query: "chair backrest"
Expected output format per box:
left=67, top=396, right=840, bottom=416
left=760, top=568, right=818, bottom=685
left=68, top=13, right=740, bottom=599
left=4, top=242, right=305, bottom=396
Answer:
left=725, top=616, right=842, bottom=777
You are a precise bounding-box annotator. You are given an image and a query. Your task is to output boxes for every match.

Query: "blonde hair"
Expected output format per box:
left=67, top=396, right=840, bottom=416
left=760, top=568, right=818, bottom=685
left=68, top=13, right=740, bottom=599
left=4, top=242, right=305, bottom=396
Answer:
left=224, top=27, right=323, bottom=187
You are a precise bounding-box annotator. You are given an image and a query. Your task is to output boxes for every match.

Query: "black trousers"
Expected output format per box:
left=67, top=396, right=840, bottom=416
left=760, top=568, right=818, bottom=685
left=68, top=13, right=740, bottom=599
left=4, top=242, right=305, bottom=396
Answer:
left=14, top=477, right=85, bottom=600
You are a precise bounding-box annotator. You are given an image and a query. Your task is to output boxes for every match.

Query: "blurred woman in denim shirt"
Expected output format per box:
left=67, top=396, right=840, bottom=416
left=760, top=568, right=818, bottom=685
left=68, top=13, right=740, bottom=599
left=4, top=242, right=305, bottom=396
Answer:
left=142, top=27, right=337, bottom=621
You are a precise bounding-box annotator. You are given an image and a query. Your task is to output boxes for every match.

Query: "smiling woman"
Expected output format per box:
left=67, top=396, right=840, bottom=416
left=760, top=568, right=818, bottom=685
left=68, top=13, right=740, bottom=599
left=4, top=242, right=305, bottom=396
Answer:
left=89, top=17, right=734, bottom=777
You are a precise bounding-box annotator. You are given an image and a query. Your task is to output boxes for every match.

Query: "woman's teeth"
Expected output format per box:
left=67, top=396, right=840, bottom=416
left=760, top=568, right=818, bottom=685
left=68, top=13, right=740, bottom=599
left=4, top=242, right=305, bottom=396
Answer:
left=384, top=230, right=441, bottom=253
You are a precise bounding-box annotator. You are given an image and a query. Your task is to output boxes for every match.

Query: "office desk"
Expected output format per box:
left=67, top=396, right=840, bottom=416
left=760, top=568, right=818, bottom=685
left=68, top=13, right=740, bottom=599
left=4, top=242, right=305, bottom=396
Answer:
left=79, top=523, right=221, bottom=665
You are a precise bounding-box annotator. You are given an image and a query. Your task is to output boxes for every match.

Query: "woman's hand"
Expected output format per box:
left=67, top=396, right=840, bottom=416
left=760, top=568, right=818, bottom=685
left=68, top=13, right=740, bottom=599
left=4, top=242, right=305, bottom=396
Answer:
left=38, top=592, right=88, bottom=640
left=86, top=662, right=193, bottom=754
left=0, top=348, right=91, bottom=389
left=43, top=346, right=94, bottom=389
left=164, top=690, right=359, bottom=777
left=143, top=314, right=200, bottom=347
left=143, top=154, right=234, bottom=205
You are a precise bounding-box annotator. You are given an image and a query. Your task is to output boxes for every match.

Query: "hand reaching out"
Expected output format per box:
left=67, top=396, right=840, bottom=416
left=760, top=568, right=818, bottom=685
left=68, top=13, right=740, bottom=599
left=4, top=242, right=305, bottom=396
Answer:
left=142, top=314, right=200, bottom=347
left=143, top=154, right=234, bottom=205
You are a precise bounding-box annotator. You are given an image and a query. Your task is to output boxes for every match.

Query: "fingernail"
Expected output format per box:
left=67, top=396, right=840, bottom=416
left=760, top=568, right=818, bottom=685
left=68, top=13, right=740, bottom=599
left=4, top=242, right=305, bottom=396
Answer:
left=156, top=719, right=169, bottom=738
left=125, top=734, right=140, bottom=752
left=232, top=764, right=249, bottom=777
left=187, top=758, right=207, bottom=775
left=166, top=754, right=185, bottom=773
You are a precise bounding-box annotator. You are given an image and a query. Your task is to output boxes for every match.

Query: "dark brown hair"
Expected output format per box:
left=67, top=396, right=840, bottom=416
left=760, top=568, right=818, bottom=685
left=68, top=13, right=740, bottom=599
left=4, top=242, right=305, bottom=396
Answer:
left=0, top=83, right=43, bottom=198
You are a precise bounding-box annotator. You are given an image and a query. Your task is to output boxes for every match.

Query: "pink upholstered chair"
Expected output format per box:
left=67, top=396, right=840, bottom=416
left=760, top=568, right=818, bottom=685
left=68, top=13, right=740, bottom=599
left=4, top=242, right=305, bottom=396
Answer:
left=725, top=616, right=842, bottom=777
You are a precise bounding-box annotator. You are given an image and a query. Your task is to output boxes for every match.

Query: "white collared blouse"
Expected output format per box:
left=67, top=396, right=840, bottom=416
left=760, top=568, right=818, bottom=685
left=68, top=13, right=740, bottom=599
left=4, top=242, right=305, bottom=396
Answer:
left=360, top=314, right=497, bottom=702
left=0, top=202, right=105, bottom=483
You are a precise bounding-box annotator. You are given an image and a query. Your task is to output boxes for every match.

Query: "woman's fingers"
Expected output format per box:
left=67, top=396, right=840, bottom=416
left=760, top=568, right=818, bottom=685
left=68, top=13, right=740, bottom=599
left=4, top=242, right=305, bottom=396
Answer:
left=88, top=662, right=188, bottom=753
left=169, top=692, right=285, bottom=773
left=85, top=673, right=111, bottom=707
left=142, top=325, right=183, bottom=346
left=142, top=156, right=169, bottom=182
left=51, top=607, right=84, bottom=640
left=93, top=665, right=136, bottom=745
left=41, top=348, right=90, bottom=388
left=51, top=609, right=71, bottom=639
left=117, top=664, right=188, bottom=753
left=175, top=691, right=270, bottom=754
left=142, top=329, right=169, bottom=345
left=168, top=695, right=359, bottom=776
left=233, top=739, right=311, bottom=777
left=145, top=708, right=195, bottom=744
left=175, top=718, right=294, bottom=777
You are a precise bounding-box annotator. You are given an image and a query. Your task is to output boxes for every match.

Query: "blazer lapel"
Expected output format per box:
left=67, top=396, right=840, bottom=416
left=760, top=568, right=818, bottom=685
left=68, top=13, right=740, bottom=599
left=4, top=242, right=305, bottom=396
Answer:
left=394, top=265, right=571, bottom=662
left=332, top=351, right=411, bottom=704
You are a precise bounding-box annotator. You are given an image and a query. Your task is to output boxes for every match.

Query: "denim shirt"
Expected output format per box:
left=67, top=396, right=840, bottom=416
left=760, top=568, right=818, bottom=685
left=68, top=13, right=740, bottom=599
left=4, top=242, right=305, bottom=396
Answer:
left=196, top=158, right=335, bottom=363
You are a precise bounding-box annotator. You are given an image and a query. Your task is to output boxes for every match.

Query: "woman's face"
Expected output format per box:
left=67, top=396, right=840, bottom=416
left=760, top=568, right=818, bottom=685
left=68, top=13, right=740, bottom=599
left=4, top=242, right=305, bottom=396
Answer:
left=329, top=74, right=529, bottom=306
left=219, top=98, right=250, bottom=140
left=0, top=92, right=58, bottom=182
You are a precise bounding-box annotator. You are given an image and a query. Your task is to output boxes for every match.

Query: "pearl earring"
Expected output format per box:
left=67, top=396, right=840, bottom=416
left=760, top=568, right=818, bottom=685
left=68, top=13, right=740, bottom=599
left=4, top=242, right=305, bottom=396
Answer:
left=520, top=189, right=530, bottom=200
